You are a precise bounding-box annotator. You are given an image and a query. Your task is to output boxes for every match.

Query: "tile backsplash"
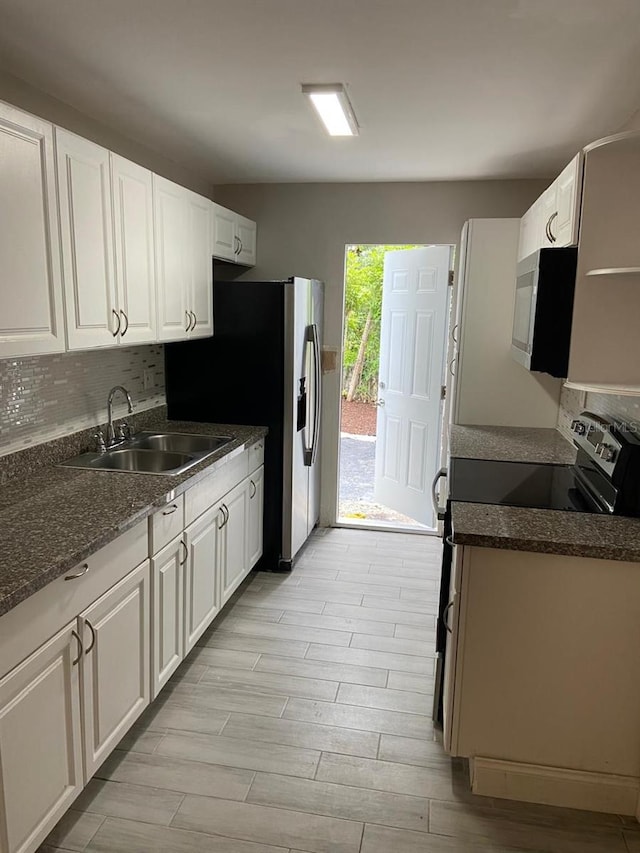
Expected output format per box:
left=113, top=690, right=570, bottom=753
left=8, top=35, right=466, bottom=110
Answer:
left=558, top=385, right=640, bottom=440
left=0, top=345, right=165, bottom=457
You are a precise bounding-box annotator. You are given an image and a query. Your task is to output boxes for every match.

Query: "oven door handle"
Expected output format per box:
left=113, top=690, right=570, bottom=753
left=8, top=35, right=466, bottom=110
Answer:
left=431, top=467, right=448, bottom=520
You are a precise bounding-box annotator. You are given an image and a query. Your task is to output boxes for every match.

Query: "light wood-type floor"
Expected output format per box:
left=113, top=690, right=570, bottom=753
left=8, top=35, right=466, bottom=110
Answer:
left=40, top=528, right=639, bottom=852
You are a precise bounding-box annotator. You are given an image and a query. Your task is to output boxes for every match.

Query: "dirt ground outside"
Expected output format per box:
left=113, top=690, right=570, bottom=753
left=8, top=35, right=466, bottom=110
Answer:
left=340, top=400, right=377, bottom=436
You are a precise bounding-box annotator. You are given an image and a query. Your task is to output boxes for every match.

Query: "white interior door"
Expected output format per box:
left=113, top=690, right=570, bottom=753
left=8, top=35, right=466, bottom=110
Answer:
left=373, top=246, right=451, bottom=527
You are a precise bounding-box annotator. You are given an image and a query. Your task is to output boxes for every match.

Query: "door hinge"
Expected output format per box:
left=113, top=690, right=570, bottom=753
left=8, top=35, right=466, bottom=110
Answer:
left=441, top=385, right=447, bottom=400
left=448, top=270, right=454, bottom=286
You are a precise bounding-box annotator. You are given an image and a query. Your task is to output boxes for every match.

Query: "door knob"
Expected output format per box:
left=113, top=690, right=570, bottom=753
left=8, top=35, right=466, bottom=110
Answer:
left=379, top=381, right=386, bottom=389
left=375, top=399, right=385, bottom=407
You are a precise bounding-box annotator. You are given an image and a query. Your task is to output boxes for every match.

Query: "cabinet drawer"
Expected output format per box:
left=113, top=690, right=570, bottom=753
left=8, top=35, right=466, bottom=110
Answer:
left=248, top=438, right=265, bottom=474
left=185, top=450, right=248, bottom=526
left=149, top=495, right=184, bottom=555
left=0, top=519, right=148, bottom=678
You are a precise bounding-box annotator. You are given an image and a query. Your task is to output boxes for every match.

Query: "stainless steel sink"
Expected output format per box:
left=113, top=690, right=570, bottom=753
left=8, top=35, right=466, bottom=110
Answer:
left=130, top=432, right=232, bottom=454
left=60, top=431, right=234, bottom=476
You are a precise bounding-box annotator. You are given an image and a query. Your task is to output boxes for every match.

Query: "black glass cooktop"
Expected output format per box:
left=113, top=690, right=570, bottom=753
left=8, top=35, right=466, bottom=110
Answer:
left=449, top=457, right=600, bottom=513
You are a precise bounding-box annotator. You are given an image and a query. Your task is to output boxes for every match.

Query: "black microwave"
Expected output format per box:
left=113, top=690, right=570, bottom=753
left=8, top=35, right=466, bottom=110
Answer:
left=511, top=247, right=578, bottom=378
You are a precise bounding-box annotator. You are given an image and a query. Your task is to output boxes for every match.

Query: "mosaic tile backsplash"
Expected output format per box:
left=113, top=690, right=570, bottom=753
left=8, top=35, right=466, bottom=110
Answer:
left=558, top=385, right=640, bottom=441
left=0, top=345, right=165, bottom=457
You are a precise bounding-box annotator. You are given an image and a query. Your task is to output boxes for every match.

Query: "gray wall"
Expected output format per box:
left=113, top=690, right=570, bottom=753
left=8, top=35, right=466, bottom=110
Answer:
left=213, top=180, right=549, bottom=523
left=0, top=70, right=213, bottom=196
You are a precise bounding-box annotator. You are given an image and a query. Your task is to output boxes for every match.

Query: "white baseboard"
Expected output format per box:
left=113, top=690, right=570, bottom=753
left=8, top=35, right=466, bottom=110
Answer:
left=471, top=757, right=640, bottom=816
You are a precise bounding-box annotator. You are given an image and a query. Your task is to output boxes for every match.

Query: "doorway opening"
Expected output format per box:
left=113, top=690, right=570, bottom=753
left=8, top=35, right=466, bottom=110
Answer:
left=337, top=243, right=453, bottom=532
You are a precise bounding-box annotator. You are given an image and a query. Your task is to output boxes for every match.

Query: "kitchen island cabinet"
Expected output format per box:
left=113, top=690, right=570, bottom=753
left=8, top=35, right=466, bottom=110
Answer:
left=444, top=542, right=640, bottom=815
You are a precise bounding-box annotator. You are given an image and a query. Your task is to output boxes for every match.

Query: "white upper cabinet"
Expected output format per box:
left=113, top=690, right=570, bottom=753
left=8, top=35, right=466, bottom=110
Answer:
left=236, top=214, right=257, bottom=266
left=212, top=202, right=257, bottom=266
left=212, top=203, right=237, bottom=261
left=155, top=177, right=214, bottom=342
left=154, top=175, right=188, bottom=342
left=187, top=190, right=214, bottom=338
left=56, top=130, right=118, bottom=350
left=0, top=103, right=66, bottom=359
left=111, top=154, right=157, bottom=344
left=517, top=153, right=583, bottom=261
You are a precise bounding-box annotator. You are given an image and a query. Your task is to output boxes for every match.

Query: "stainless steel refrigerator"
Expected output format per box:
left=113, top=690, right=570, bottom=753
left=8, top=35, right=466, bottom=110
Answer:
left=164, top=277, right=323, bottom=571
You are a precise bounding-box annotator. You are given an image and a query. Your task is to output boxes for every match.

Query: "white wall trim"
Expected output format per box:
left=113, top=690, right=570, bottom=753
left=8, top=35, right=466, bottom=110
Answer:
left=471, top=757, right=640, bottom=816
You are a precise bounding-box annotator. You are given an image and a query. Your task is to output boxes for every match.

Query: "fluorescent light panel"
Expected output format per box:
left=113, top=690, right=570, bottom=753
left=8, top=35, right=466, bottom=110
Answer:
left=302, top=84, right=359, bottom=136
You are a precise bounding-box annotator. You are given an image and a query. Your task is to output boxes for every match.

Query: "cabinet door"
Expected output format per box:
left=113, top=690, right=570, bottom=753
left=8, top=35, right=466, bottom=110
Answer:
left=0, top=622, right=83, bottom=853
left=81, top=560, right=150, bottom=778
left=221, top=480, right=250, bottom=604
left=247, top=466, right=264, bottom=570
left=443, top=544, right=464, bottom=754
left=0, top=105, right=65, bottom=358
left=517, top=201, right=541, bottom=261
left=236, top=214, right=257, bottom=266
left=56, top=129, right=118, bottom=350
left=187, top=192, right=214, bottom=338
left=111, top=154, right=156, bottom=344
left=153, top=175, right=189, bottom=342
left=151, top=537, right=185, bottom=698
left=212, top=203, right=236, bottom=261
left=184, top=505, right=222, bottom=653
left=554, top=153, right=582, bottom=247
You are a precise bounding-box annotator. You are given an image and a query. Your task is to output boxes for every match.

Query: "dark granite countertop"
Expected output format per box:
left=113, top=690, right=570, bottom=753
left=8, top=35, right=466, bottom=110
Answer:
left=449, top=425, right=577, bottom=465
left=451, top=502, right=640, bottom=562
left=0, top=419, right=267, bottom=617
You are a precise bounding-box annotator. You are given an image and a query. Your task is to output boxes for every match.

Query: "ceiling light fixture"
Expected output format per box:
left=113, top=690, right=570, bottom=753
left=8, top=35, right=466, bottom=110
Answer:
left=302, top=84, right=359, bottom=137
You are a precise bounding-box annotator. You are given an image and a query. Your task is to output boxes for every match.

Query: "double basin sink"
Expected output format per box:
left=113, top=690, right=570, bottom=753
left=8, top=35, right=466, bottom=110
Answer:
left=61, top=431, right=233, bottom=476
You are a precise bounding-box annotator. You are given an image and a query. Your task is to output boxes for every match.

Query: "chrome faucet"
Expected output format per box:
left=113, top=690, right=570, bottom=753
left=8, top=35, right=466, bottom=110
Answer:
left=106, top=385, right=134, bottom=448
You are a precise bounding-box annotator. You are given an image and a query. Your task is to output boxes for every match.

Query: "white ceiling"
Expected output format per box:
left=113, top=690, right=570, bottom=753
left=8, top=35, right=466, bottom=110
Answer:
left=1, top=0, right=640, bottom=183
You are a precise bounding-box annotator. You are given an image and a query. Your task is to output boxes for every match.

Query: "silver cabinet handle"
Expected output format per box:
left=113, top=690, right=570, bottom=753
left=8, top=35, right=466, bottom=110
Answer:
left=222, top=504, right=230, bottom=527
left=443, top=601, right=454, bottom=634
left=112, top=309, right=121, bottom=337
left=120, top=310, right=129, bottom=337
left=431, top=468, right=448, bottom=517
left=547, top=211, right=558, bottom=243
left=65, top=563, right=89, bottom=581
left=449, top=357, right=457, bottom=377
left=218, top=507, right=226, bottom=528
left=179, top=539, right=188, bottom=565
left=190, top=311, right=197, bottom=330
left=185, top=311, right=191, bottom=332
left=71, top=629, right=83, bottom=665
left=445, top=535, right=455, bottom=548
left=250, top=479, right=257, bottom=499
left=234, top=235, right=240, bottom=255
left=162, top=503, right=178, bottom=516
left=452, top=323, right=459, bottom=344
left=238, top=238, right=244, bottom=255
left=85, top=619, right=96, bottom=655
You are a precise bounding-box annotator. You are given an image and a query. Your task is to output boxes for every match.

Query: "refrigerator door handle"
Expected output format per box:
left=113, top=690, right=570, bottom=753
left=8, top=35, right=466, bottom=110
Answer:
left=303, top=323, right=321, bottom=467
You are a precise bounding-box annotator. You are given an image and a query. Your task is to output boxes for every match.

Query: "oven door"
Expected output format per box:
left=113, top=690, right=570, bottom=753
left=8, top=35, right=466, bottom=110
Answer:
left=511, top=251, right=540, bottom=369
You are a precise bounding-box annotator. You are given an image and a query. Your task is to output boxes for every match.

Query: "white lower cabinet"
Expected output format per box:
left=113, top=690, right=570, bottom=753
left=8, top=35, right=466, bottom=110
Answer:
left=151, top=536, right=185, bottom=698
left=0, top=441, right=265, bottom=853
left=184, top=505, right=222, bottom=654
left=0, top=623, right=83, bottom=853
left=248, top=465, right=265, bottom=569
left=80, top=560, right=150, bottom=779
left=221, top=480, right=250, bottom=605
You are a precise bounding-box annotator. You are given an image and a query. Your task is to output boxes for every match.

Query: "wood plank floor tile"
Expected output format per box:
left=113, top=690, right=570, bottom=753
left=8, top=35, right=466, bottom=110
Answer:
left=255, top=653, right=387, bottom=687
left=96, top=750, right=254, bottom=799
left=215, top=617, right=352, bottom=646
left=171, top=794, right=363, bottom=853
left=306, top=643, right=433, bottom=674
left=394, top=624, right=433, bottom=641
left=351, top=633, right=435, bottom=657
left=360, top=823, right=524, bottom=853
left=361, top=594, right=438, bottom=614
left=336, top=683, right=432, bottom=713
left=221, top=712, right=380, bottom=758
left=197, top=630, right=309, bottom=658
left=156, top=729, right=321, bottom=778
left=187, top=645, right=261, bottom=669
left=246, top=771, right=429, bottom=832
left=429, top=800, right=628, bottom=852
left=198, top=664, right=339, bottom=701
left=280, top=610, right=395, bottom=637
left=323, top=601, right=434, bottom=627
left=283, top=698, right=434, bottom=739
left=43, top=811, right=105, bottom=851
left=386, top=671, right=435, bottom=695
left=377, top=734, right=451, bottom=768
left=237, top=591, right=326, bottom=613
left=72, top=779, right=183, bottom=826
left=84, top=816, right=288, bottom=853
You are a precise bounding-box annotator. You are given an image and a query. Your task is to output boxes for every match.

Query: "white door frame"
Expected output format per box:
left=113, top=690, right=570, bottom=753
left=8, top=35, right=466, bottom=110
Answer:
left=333, top=242, right=455, bottom=533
